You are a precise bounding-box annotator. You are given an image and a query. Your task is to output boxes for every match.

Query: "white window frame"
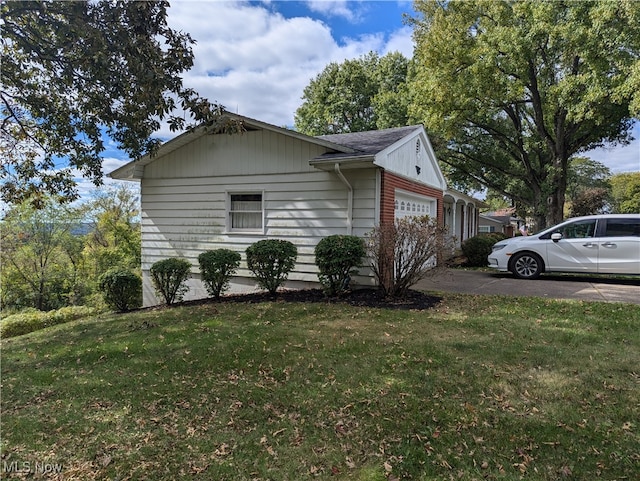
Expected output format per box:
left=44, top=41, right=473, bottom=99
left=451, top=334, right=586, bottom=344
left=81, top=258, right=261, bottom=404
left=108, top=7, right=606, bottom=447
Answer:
left=226, top=191, right=265, bottom=233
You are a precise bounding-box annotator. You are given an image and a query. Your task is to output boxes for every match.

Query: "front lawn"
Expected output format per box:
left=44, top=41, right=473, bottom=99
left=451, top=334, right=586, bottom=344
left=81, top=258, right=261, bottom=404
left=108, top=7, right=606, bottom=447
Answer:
left=1, top=293, right=638, bottom=480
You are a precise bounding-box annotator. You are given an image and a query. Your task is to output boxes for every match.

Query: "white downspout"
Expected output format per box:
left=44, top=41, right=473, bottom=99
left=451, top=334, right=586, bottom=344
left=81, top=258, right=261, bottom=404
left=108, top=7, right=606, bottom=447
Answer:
left=334, top=163, right=353, bottom=235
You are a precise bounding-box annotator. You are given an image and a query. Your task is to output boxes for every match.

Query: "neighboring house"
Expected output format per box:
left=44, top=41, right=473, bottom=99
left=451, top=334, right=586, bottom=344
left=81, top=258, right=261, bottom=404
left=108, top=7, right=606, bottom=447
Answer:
left=110, top=114, right=483, bottom=306
left=479, top=214, right=509, bottom=234
left=479, top=209, right=526, bottom=236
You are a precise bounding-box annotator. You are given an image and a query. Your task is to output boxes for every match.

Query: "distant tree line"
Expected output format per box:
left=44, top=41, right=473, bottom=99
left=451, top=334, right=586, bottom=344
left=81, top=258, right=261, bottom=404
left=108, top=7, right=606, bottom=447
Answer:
left=1, top=185, right=140, bottom=312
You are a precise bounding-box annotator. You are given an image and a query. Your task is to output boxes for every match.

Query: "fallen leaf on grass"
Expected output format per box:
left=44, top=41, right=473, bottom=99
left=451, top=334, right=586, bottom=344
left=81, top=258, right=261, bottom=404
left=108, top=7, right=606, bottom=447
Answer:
left=214, top=443, right=231, bottom=457
left=558, top=465, right=572, bottom=477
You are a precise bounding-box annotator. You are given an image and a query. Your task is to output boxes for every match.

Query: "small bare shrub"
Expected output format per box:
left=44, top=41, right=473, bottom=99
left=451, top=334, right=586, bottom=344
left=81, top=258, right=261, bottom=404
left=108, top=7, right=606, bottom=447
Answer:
left=367, top=216, right=451, bottom=298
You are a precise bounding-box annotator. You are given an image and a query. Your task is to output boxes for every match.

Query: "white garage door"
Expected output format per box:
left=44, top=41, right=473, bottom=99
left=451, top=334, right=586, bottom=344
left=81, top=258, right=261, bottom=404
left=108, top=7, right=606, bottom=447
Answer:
left=394, top=190, right=437, bottom=220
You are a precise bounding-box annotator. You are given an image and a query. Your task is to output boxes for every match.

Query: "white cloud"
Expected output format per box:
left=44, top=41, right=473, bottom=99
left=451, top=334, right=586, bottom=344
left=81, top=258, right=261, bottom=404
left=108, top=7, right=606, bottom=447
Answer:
left=101, top=157, right=130, bottom=176
left=164, top=1, right=412, bottom=129
left=586, top=137, right=640, bottom=174
left=383, top=25, right=414, bottom=56
left=305, top=0, right=357, bottom=21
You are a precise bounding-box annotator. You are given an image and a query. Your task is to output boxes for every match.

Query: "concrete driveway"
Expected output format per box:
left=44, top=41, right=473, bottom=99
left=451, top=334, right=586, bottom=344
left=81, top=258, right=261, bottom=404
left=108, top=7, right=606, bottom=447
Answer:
left=416, top=269, right=640, bottom=304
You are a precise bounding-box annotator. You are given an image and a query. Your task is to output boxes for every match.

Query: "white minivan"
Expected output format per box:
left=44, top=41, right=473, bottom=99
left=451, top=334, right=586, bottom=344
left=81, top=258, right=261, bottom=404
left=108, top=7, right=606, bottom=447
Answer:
left=488, top=214, right=640, bottom=279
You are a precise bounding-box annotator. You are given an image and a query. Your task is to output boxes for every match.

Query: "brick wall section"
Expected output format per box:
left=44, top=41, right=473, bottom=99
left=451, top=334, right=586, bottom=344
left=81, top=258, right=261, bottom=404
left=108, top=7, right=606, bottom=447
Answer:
left=380, top=170, right=444, bottom=225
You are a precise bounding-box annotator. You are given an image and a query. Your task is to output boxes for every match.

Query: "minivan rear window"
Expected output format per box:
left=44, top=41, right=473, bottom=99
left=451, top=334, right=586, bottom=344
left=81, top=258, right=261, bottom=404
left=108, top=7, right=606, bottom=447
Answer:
left=603, top=219, right=640, bottom=237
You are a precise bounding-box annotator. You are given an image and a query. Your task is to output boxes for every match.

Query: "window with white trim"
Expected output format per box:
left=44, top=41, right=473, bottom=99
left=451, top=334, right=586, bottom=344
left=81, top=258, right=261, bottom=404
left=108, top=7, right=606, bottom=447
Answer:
left=228, top=193, right=263, bottom=232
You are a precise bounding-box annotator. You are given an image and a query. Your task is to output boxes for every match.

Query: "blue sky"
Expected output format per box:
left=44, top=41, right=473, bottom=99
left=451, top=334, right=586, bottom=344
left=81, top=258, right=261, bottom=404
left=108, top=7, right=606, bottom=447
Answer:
left=96, top=0, right=637, bottom=197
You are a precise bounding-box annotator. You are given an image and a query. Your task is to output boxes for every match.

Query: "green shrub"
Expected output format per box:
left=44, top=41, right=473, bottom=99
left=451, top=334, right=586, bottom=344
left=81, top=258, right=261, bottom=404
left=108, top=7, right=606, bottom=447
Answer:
left=315, top=235, right=365, bottom=296
left=150, top=258, right=192, bottom=305
left=246, top=239, right=297, bottom=295
left=0, top=305, right=95, bottom=339
left=99, top=269, right=142, bottom=312
left=198, top=249, right=241, bottom=299
left=461, top=233, right=508, bottom=267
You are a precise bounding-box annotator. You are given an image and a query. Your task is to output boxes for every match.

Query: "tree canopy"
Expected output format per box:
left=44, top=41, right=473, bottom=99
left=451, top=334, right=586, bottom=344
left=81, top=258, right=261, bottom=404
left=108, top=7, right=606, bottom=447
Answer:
left=410, top=0, right=639, bottom=228
left=610, top=172, right=640, bottom=214
left=566, top=157, right=613, bottom=217
left=294, top=51, right=410, bottom=135
left=1, top=0, right=225, bottom=207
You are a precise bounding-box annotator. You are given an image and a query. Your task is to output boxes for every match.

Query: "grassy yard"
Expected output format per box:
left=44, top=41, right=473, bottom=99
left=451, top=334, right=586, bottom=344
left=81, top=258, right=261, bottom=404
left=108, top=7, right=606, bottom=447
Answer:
left=1, top=292, right=639, bottom=480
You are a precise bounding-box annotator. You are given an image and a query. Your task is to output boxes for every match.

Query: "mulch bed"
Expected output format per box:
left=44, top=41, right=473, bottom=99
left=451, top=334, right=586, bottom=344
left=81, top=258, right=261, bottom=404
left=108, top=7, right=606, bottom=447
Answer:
left=196, top=288, right=442, bottom=311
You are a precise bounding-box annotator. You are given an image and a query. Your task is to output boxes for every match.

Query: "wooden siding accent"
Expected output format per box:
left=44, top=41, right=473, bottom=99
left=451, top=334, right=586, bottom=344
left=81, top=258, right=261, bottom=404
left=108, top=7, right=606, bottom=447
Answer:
left=380, top=171, right=444, bottom=226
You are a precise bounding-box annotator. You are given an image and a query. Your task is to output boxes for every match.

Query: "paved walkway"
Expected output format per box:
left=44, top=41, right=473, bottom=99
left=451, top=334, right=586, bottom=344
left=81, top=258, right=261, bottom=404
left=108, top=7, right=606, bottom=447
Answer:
left=416, top=269, right=640, bottom=304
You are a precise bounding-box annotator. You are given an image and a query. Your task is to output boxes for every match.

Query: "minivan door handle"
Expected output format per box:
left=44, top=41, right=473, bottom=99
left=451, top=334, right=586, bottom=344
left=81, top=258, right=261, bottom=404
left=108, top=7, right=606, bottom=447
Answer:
left=602, top=242, right=617, bottom=248
left=582, top=242, right=597, bottom=248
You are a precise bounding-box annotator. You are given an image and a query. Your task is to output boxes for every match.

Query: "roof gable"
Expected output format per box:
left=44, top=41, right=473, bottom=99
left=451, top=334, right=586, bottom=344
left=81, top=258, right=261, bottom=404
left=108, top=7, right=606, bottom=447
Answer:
left=109, top=115, right=446, bottom=192
left=315, top=125, right=446, bottom=190
left=109, top=113, right=355, bottom=180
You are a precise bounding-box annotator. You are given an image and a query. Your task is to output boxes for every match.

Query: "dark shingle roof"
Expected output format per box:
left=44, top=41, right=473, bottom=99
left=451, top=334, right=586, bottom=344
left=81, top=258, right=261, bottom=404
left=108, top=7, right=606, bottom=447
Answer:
left=316, top=125, right=422, bottom=157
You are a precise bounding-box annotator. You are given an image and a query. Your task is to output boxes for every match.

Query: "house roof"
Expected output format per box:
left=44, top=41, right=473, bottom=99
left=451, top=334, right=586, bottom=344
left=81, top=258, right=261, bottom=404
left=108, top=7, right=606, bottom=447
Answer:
left=315, top=125, right=423, bottom=157
left=109, top=114, right=427, bottom=180
left=480, top=214, right=512, bottom=225
left=309, top=125, right=427, bottom=172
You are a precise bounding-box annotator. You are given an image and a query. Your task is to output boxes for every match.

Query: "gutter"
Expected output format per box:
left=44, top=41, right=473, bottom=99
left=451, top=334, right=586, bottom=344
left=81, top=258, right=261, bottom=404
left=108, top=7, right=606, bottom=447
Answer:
left=334, top=163, right=353, bottom=235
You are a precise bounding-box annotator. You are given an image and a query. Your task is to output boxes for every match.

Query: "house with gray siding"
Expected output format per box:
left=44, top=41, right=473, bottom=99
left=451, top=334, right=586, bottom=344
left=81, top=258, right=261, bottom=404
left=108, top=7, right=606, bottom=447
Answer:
left=110, top=113, right=483, bottom=306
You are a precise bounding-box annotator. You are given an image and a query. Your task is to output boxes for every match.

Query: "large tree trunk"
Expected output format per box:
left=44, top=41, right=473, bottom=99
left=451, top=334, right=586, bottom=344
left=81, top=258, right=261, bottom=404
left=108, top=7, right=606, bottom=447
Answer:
left=516, top=164, right=548, bottom=232
left=546, top=187, right=566, bottom=228
left=546, top=150, right=569, bottom=228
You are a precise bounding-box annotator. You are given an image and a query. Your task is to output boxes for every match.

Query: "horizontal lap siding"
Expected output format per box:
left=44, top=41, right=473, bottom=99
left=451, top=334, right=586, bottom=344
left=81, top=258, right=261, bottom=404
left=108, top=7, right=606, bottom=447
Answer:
left=140, top=155, right=377, bottom=304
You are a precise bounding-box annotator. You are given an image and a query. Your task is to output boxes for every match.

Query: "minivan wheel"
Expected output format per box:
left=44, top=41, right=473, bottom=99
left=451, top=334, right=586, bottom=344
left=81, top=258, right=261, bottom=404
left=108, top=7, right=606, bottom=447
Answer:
left=510, top=252, right=543, bottom=279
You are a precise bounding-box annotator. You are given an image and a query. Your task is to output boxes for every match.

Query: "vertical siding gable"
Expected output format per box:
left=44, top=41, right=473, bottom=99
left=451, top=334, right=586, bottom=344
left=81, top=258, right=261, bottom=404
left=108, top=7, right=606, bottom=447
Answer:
left=373, top=129, right=446, bottom=191
left=144, top=129, right=329, bottom=179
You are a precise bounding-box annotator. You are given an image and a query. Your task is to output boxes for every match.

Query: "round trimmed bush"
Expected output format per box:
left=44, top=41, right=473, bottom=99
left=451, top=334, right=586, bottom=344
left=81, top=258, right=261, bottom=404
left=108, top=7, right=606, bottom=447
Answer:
left=99, top=269, right=142, bottom=312
left=150, top=258, right=191, bottom=305
left=246, top=239, right=297, bottom=295
left=198, top=249, right=241, bottom=299
left=315, top=235, right=365, bottom=296
left=461, top=233, right=508, bottom=267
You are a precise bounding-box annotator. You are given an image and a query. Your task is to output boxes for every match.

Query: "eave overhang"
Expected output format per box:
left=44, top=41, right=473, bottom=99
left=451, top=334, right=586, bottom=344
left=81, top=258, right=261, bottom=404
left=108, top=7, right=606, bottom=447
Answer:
left=309, top=154, right=376, bottom=171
